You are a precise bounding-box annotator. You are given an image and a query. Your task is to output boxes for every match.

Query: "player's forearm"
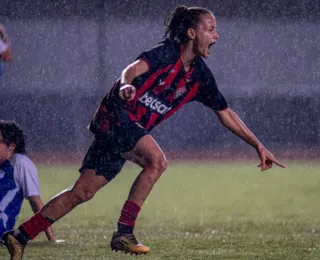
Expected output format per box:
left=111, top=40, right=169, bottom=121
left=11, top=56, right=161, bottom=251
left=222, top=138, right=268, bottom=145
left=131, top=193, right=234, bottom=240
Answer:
left=120, top=64, right=137, bottom=85
left=217, top=108, right=264, bottom=149
left=29, top=196, right=42, bottom=213
left=44, top=226, right=56, bottom=241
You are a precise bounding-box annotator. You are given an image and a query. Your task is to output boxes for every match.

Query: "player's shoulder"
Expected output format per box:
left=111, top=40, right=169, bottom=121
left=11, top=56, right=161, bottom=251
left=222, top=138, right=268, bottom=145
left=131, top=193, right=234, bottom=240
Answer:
left=10, top=153, right=37, bottom=170
left=195, top=57, right=213, bottom=76
left=194, top=58, right=219, bottom=89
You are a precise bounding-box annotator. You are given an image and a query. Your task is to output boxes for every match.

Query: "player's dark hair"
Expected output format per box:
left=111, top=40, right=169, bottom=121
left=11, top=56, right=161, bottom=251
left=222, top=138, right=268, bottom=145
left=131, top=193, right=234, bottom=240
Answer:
left=0, top=120, right=27, bottom=154
left=164, top=5, right=211, bottom=44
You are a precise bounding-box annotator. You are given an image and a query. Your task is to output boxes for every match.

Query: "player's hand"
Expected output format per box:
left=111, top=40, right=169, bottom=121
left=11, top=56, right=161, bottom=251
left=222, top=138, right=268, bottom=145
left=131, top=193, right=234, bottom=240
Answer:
left=0, top=47, right=12, bottom=62
left=53, top=239, right=65, bottom=244
left=256, top=146, right=286, bottom=171
left=119, top=84, right=136, bottom=101
left=0, top=24, right=12, bottom=62
left=48, top=236, right=65, bottom=243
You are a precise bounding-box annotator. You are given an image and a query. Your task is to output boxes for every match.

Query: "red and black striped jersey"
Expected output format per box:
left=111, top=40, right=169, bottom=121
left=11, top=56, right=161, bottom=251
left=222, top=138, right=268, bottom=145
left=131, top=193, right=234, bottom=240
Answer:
left=90, top=39, right=228, bottom=134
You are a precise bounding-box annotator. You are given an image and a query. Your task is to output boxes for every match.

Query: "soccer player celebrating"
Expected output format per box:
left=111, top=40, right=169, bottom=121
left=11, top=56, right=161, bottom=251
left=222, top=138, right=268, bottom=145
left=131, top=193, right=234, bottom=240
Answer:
left=2, top=5, right=285, bottom=258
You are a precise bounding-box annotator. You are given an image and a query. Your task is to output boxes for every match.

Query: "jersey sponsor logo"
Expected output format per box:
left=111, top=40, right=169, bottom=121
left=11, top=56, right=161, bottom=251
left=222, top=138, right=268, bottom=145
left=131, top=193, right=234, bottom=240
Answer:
left=158, top=79, right=165, bottom=86
left=138, top=92, right=172, bottom=114
left=174, top=86, right=186, bottom=99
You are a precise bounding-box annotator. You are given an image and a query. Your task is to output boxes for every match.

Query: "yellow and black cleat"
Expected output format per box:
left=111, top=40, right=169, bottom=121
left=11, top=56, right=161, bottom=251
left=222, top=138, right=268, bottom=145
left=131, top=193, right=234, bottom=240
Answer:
left=110, top=231, right=150, bottom=255
left=2, top=231, right=26, bottom=260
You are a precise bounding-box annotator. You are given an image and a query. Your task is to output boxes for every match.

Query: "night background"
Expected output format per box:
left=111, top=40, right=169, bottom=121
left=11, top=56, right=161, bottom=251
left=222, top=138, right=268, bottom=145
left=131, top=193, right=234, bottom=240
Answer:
left=0, top=1, right=319, bottom=260
left=0, top=0, right=319, bottom=159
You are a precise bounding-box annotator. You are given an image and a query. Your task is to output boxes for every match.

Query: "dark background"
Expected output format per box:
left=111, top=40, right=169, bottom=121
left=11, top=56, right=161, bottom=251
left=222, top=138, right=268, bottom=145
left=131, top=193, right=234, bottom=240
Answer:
left=0, top=0, right=319, bottom=157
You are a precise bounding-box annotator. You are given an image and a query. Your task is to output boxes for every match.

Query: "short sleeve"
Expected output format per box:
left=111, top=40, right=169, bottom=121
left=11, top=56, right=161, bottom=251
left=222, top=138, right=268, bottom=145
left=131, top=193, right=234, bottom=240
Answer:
left=195, top=69, right=228, bottom=111
left=13, top=155, right=40, bottom=198
left=136, top=39, right=179, bottom=72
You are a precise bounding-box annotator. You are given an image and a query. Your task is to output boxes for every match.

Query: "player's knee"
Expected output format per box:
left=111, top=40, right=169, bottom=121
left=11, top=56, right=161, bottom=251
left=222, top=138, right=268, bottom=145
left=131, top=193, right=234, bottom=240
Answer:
left=71, top=187, right=96, bottom=203
left=158, top=156, right=168, bottom=173
left=147, top=152, right=168, bottom=174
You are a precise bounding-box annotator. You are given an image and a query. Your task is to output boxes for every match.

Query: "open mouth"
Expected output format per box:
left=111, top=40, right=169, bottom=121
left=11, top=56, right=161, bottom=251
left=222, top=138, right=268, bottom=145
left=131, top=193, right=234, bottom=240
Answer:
left=208, top=42, right=216, bottom=50
left=207, top=42, right=215, bottom=53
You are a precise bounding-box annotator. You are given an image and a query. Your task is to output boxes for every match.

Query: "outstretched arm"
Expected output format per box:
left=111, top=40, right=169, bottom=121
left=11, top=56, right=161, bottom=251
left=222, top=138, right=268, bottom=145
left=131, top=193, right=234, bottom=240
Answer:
left=28, top=196, right=56, bottom=241
left=215, top=107, right=286, bottom=171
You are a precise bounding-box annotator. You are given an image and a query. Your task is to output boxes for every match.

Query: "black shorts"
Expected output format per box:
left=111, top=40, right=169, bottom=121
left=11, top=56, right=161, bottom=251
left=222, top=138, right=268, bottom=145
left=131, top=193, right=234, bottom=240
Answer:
left=79, top=122, right=148, bottom=181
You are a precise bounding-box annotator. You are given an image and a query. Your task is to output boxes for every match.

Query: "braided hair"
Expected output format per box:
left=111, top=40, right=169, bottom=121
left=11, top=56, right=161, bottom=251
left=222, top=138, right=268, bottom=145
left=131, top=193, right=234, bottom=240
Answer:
left=164, top=5, right=211, bottom=44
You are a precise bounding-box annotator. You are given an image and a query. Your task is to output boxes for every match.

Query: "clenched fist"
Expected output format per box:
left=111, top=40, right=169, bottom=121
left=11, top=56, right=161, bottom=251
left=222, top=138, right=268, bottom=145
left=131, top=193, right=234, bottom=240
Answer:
left=119, top=84, right=136, bottom=101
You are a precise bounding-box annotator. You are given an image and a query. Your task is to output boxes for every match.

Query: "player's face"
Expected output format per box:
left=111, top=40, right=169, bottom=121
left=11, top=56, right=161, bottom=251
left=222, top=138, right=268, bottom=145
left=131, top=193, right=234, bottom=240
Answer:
left=0, top=130, right=15, bottom=164
left=193, top=13, right=219, bottom=58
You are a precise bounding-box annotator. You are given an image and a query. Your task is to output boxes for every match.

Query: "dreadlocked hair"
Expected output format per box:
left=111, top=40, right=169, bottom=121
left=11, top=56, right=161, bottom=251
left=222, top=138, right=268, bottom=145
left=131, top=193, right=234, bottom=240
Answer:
left=164, top=5, right=211, bottom=44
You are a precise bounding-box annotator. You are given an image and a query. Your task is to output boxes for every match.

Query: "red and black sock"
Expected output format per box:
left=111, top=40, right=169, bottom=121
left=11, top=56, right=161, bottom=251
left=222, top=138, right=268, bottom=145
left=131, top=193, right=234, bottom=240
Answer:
left=117, top=200, right=141, bottom=234
left=13, top=212, right=54, bottom=244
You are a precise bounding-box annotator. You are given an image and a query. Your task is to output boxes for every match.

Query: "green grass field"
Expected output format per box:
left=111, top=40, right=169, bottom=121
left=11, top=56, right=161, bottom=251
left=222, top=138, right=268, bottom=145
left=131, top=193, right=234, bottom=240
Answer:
left=1, top=161, right=320, bottom=260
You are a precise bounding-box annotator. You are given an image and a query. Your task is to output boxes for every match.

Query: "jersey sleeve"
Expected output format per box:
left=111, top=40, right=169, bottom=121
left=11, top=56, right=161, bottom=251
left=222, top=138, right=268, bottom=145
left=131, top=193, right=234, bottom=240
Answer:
left=14, top=155, right=40, bottom=198
left=136, top=40, right=178, bottom=72
left=195, top=68, right=228, bottom=111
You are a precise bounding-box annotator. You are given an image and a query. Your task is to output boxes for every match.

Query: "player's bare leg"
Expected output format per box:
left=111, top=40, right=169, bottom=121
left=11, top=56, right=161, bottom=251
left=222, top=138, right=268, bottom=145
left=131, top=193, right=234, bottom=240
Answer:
left=110, top=134, right=167, bottom=255
left=2, top=170, right=108, bottom=260
left=40, top=170, right=108, bottom=220
left=124, top=136, right=167, bottom=206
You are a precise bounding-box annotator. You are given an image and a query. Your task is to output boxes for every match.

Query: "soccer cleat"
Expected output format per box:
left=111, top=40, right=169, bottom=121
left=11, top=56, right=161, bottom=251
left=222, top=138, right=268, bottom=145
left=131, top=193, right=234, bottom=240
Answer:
left=110, top=231, right=150, bottom=255
left=2, top=231, right=26, bottom=260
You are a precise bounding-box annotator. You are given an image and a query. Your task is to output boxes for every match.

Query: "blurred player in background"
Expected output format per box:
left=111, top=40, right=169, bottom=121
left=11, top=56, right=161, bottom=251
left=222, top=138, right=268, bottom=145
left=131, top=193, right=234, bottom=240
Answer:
left=0, top=24, right=12, bottom=77
left=0, top=120, right=56, bottom=243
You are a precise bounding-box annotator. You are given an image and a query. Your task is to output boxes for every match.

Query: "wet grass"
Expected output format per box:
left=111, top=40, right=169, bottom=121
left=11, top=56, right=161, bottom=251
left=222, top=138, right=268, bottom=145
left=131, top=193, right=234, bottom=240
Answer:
left=1, top=161, right=319, bottom=259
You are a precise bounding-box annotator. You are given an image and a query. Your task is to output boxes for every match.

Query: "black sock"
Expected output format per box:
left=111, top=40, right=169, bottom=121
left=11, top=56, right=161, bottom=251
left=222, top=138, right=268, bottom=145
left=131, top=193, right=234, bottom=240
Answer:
left=12, top=227, right=31, bottom=245
left=117, top=223, right=134, bottom=234
left=45, top=217, right=55, bottom=225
